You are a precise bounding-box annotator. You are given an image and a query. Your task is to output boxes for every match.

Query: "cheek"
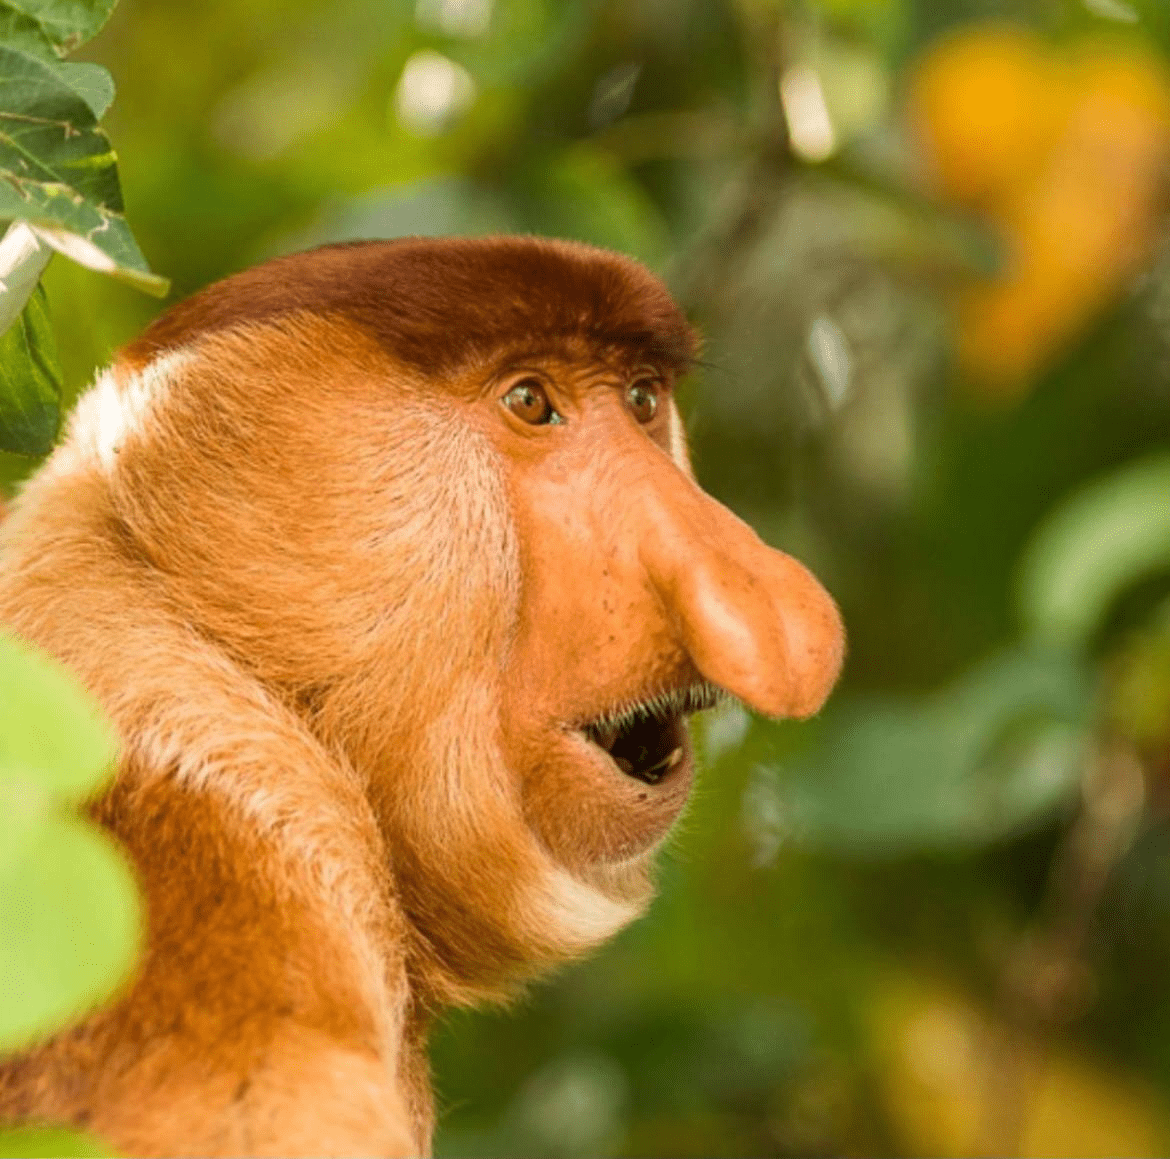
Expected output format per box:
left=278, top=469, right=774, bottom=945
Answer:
left=509, top=726, right=694, bottom=871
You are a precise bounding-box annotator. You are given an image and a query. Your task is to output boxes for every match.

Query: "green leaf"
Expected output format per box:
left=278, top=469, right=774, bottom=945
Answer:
left=0, top=45, right=169, bottom=295
left=0, top=281, right=61, bottom=454
left=0, top=0, right=117, bottom=59
left=0, top=763, right=48, bottom=876
left=0, top=631, right=118, bottom=798
left=0, top=1125, right=111, bottom=1157
left=0, top=46, right=120, bottom=206
left=0, top=804, right=140, bottom=1051
left=1018, top=454, right=1170, bottom=649
left=754, top=648, right=1092, bottom=855
left=54, top=60, right=115, bottom=120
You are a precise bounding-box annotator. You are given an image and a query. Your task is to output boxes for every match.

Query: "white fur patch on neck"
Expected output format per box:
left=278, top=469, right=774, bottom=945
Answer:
left=536, top=868, right=643, bottom=952
left=68, top=350, right=194, bottom=473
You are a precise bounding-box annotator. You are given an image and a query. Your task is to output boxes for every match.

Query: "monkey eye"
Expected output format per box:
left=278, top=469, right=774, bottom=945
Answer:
left=502, top=379, right=562, bottom=425
left=625, top=379, right=660, bottom=424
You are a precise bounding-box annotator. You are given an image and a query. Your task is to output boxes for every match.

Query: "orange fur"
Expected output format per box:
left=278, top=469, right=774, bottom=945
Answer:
left=0, top=238, right=843, bottom=1157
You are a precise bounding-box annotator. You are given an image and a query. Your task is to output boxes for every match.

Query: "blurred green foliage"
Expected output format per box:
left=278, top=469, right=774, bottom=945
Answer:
left=3, top=0, right=1170, bottom=1154
left=0, top=633, right=133, bottom=1159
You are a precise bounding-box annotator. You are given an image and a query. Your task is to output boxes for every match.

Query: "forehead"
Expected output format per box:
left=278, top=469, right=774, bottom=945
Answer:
left=121, top=236, right=699, bottom=381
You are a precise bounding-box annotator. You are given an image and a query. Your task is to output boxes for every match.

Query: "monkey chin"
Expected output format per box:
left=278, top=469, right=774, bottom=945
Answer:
left=515, top=677, right=723, bottom=875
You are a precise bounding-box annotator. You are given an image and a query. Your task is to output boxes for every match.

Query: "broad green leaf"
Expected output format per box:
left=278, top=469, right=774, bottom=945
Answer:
left=0, top=764, right=48, bottom=875
left=0, top=45, right=120, bottom=207
left=0, top=45, right=168, bottom=295
left=751, top=648, right=1091, bottom=855
left=0, top=1125, right=111, bottom=1157
left=54, top=60, right=115, bottom=120
left=23, top=220, right=165, bottom=294
left=0, top=631, right=118, bottom=798
left=0, top=219, right=51, bottom=332
left=0, top=0, right=116, bottom=59
left=0, top=806, right=140, bottom=1051
left=1019, top=455, right=1170, bottom=649
left=0, top=282, right=60, bottom=454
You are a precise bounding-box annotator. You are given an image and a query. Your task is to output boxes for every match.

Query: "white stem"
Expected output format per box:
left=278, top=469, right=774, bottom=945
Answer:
left=0, top=222, right=53, bottom=336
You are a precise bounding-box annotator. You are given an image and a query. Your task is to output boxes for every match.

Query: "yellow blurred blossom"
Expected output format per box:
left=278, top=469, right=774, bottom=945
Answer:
left=907, top=28, right=1170, bottom=397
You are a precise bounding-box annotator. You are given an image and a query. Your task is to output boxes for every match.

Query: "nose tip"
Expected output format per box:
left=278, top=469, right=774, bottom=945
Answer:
left=641, top=482, right=845, bottom=721
left=765, top=553, right=845, bottom=719
left=672, top=548, right=844, bottom=720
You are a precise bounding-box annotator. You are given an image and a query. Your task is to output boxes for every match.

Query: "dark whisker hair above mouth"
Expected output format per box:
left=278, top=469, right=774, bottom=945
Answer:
left=581, top=681, right=725, bottom=737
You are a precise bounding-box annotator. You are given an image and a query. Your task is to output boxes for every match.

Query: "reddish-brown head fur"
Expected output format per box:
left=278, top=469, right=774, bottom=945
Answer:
left=121, top=236, right=699, bottom=378
left=0, top=236, right=843, bottom=1157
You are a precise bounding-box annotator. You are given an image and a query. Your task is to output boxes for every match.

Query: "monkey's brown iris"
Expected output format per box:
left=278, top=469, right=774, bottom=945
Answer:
left=503, top=379, right=558, bottom=424
left=625, top=381, right=659, bottom=423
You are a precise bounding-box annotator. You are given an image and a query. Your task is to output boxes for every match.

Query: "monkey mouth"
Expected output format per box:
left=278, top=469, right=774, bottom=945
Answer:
left=581, top=683, right=723, bottom=785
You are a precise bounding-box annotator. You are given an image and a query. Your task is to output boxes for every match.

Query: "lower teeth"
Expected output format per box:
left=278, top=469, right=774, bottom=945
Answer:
left=646, top=746, right=683, bottom=777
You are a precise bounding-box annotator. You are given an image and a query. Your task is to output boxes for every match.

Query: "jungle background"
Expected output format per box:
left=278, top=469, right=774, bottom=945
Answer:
left=3, top=0, right=1170, bottom=1154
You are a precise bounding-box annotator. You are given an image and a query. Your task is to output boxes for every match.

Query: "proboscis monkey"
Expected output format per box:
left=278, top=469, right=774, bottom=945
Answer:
left=0, top=237, right=843, bottom=1157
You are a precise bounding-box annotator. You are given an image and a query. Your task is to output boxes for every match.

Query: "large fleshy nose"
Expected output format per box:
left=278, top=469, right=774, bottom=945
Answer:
left=639, top=476, right=844, bottom=719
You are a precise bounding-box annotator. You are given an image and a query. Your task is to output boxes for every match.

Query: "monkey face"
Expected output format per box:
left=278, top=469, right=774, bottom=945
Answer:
left=471, top=356, right=844, bottom=875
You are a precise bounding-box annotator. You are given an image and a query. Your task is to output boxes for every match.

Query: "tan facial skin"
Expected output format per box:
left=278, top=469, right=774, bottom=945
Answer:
left=480, top=358, right=842, bottom=872
left=0, top=238, right=843, bottom=1158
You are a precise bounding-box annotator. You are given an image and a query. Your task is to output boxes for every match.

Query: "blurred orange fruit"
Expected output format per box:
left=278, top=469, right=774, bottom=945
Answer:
left=907, top=27, right=1170, bottom=397
left=907, top=25, right=1073, bottom=207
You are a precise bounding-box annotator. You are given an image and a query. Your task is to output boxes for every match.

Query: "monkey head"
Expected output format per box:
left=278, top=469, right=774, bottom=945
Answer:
left=62, top=236, right=843, bottom=1004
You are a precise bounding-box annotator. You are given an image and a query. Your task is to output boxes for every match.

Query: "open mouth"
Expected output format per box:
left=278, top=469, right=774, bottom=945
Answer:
left=581, top=683, right=724, bottom=785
